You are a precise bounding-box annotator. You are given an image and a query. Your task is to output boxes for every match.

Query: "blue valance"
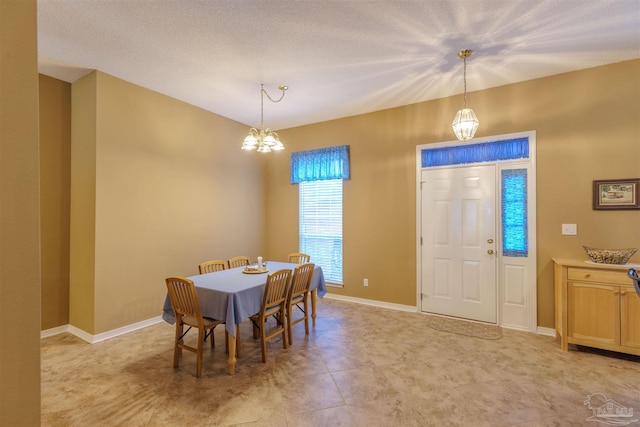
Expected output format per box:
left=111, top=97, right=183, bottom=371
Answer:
left=421, top=137, right=529, bottom=168
left=290, top=145, right=350, bottom=184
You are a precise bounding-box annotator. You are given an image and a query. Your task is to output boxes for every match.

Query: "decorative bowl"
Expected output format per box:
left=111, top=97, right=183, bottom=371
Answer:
left=583, top=246, right=638, bottom=265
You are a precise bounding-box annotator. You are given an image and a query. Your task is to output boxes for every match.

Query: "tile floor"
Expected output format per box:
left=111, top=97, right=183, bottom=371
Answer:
left=41, top=298, right=640, bottom=426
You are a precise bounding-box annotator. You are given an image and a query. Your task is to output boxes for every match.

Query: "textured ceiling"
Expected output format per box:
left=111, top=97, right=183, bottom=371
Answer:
left=37, top=0, right=640, bottom=130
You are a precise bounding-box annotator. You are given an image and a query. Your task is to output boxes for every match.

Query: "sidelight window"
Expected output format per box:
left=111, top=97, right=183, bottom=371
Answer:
left=502, top=168, right=528, bottom=257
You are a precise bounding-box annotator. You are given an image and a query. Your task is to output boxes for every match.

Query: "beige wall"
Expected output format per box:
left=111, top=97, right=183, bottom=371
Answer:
left=69, top=72, right=97, bottom=332
left=267, top=60, right=640, bottom=328
left=40, top=74, right=71, bottom=329
left=71, top=71, right=267, bottom=334
left=0, top=0, right=41, bottom=424
left=40, top=61, right=639, bottom=334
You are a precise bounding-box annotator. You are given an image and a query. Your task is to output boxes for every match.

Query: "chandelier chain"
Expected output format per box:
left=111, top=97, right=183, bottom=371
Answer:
left=241, top=83, right=288, bottom=152
left=463, top=55, right=467, bottom=108
left=262, top=86, right=286, bottom=103
left=260, top=83, right=287, bottom=130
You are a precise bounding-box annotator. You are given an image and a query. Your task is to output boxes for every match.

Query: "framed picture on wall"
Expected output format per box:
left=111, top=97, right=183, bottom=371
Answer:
left=593, top=178, right=640, bottom=210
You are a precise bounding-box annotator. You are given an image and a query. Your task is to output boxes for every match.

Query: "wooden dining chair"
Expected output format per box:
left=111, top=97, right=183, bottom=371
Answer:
left=198, top=259, right=227, bottom=274
left=288, top=252, right=310, bottom=264
left=165, top=277, right=224, bottom=377
left=249, top=269, right=292, bottom=362
left=228, top=256, right=250, bottom=269
left=286, top=263, right=315, bottom=345
left=196, top=260, right=244, bottom=355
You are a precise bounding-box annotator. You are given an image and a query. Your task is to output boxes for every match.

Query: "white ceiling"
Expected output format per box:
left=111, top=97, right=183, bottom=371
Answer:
left=37, top=0, right=640, bottom=130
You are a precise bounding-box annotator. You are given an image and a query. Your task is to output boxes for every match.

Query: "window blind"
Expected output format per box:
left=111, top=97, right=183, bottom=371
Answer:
left=299, top=179, right=343, bottom=284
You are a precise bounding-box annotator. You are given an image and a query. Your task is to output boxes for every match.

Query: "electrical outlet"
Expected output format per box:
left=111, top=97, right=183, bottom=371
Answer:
left=562, top=224, right=577, bottom=235
left=364, top=278, right=368, bottom=287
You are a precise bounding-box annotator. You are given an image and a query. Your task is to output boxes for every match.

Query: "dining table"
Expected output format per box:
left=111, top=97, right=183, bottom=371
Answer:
left=162, top=261, right=327, bottom=375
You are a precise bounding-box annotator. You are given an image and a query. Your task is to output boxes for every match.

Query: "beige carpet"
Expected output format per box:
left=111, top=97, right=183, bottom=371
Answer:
left=427, top=315, right=503, bottom=340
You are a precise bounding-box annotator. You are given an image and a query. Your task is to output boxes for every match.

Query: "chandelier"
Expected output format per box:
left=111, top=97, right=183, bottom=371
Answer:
left=241, top=83, right=288, bottom=153
left=452, top=49, right=479, bottom=141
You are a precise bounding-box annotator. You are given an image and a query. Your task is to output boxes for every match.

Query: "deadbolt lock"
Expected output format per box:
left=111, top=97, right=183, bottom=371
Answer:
left=487, top=239, right=494, bottom=244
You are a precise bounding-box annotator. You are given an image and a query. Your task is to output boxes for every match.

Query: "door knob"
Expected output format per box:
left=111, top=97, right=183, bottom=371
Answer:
left=487, top=239, right=494, bottom=244
left=487, top=249, right=494, bottom=255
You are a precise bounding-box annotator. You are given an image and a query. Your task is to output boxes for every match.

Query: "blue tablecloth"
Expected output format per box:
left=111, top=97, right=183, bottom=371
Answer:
left=162, top=261, right=326, bottom=336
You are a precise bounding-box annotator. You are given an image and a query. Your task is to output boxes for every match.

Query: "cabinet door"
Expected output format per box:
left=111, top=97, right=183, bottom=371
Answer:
left=568, top=282, right=619, bottom=345
left=621, top=288, right=640, bottom=349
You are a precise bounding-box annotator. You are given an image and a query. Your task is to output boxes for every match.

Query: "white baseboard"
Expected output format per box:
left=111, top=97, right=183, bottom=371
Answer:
left=41, top=324, right=70, bottom=339
left=324, top=293, right=555, bottom=335
left=67, top=324, right=95, bottom=343
left=41, top=304, right=556, bottom=343
left=323, top=293, right=417, bottom=313
left=536, top=326, right=556, bottom=337
left=41, top=316, right=165, bottom=344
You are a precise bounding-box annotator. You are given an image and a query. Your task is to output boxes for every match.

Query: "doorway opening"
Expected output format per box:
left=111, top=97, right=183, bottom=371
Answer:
left=416, top=131, right=537, bottom=331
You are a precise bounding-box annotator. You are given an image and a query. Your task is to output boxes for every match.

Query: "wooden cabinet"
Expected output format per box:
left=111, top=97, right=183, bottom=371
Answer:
left=621, top=288, right=640, bottom=349
left=554, top=258, right=640, bottom=356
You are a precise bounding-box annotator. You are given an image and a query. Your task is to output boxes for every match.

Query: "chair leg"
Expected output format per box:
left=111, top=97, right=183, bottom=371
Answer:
left=287, top=305, right=294, bottom=345
left=260, top=318, right=267, bottom=363
left=311, top=289, right=317, bottom=326
left=280, top=311, right=287, bottom=349
left=303, top=298, right=310, bottom=336
left=173, top=322, right=183, bottom=368
left=196, top=328, right=204, bottom=378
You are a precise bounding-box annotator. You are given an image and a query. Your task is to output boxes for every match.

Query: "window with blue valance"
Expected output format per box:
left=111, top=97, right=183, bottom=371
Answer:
left=290, top=145, right=350, bottom=184
left=421, top=137, right=529, bottom=168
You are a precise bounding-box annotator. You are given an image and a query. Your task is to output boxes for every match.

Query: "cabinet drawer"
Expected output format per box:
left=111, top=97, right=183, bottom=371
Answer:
left=567, top=267, right=631, bottom=285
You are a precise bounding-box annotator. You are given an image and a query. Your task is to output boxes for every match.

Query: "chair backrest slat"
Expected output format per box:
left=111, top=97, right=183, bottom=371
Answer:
left=290, top=263, right=314, bottom=297
left=199, top=259, right=226, bottom=274
left=288, top=252, right=310, bottom=264
left=228, top=256, right=250, bottom=269
left=262, top=269, right=291, bottom=312
left=166, top=277, right=202, bottom=322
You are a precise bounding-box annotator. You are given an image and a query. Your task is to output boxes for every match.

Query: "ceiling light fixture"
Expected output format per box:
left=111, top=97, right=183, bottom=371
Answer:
left=452, top=49, right=479, bottom=141
left=241, top=83, right=288, bottom=153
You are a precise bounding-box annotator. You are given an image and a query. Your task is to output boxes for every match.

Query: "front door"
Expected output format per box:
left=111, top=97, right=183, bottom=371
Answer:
left=420, top=165, right=497, bottom=323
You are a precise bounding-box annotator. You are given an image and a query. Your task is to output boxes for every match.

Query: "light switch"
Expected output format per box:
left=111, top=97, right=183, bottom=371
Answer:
left=562, top=224, right=577, bottom=235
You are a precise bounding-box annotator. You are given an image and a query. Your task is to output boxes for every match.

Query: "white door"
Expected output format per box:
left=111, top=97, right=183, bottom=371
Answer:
left=420, top=165, right=497, bottom=323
